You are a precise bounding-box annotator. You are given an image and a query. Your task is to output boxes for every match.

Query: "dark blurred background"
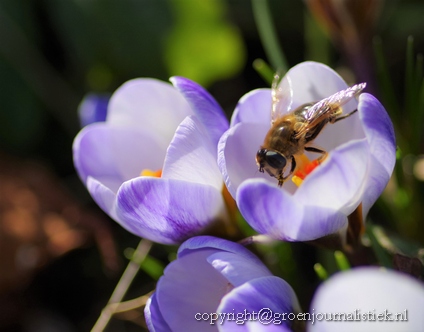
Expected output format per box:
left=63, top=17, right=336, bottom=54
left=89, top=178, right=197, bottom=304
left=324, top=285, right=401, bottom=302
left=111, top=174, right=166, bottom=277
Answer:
left=0, top=0, right=424, bottom=331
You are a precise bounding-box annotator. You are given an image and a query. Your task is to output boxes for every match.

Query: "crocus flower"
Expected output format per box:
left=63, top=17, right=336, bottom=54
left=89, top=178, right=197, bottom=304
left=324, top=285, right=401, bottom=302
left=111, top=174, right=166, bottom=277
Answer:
left=78, top=93, right=110, bottom=127
left=218, top=61, right=395, bottom=244
left=73, top=77, right=229, bottom=244
left=145, top=236, right=300, bottom=332
left=309, top=267, right=424, bottom=331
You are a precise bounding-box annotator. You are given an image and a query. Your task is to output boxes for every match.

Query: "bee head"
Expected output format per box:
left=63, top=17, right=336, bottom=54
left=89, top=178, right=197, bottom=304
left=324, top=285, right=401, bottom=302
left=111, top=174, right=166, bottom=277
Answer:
left=256, top=148, right=287, bottom=178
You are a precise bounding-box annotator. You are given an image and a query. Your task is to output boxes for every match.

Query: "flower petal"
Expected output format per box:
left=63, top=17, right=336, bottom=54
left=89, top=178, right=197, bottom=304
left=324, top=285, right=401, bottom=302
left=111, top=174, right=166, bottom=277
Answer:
left=312, top=110, right=365, bottom=152
left=107, top=78, right=193, bottom=144
left=283, top=61, right=353, bottom=112
left=218, top=276, right=299, bottom=331
left=86, top=176, right=118, bottom=220
left=208, top=251, right=272, bottom=287
left=78, top=93, right=109, bottom=127
left=144, top=293, right=172, bottom=332
left=358, top=93, right=396, bottom=217
left=230, top=89, right=272, bottom=127
left=170, top=76, right=229, bottom=148
left=295, top=140, right=370, bottom=215
left=162, top=115, right=223, bottom=190
left=178, top=236, right=263, bottom=261
left=237, top=179, right=347, bottom=241
left=116, top=177, right=224, bottom=244
left=73, top=123, right=165, bottom=185
left=309, top=268, right=424, bottom=332
left=218, top=122, right=274, bottom=198
left=156, top=249, right=230, bottom=332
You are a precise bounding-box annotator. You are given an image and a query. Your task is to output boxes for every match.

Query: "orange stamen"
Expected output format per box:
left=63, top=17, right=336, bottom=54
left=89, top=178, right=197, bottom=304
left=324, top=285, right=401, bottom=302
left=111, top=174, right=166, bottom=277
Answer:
left=291, top=154, right=321, bottom=186
left=140, top=169, right=162, bottom=177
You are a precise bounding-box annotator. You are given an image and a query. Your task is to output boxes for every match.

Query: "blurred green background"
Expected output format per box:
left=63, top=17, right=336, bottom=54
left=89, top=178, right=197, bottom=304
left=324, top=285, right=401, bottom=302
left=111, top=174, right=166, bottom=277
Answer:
left=0, top=0, right=424, bottom=331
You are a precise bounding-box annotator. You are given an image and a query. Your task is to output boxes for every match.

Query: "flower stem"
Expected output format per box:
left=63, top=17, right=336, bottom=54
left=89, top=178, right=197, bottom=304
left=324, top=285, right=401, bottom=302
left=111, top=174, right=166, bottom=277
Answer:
left=251, top=0, right=288, bottom=73
left=91, top=239, right=153, bottom=332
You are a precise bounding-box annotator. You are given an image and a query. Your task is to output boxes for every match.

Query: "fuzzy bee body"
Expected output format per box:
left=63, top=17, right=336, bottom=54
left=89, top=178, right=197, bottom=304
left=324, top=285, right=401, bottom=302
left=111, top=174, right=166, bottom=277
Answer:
left=256, top=81, right=366, bottom=186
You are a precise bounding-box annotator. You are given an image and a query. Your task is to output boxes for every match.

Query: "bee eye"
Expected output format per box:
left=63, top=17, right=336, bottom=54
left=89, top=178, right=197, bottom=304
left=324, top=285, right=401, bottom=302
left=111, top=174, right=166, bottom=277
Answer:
left=265, top=151, right=287, bottom=170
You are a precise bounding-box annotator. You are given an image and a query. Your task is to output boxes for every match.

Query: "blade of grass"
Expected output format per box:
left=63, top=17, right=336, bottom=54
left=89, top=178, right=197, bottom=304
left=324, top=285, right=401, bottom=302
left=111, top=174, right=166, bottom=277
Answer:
left=253, top=58, right=275, bottom=86
left=334, top=251, right=350, bottom=271
left=372, top=36, right=400, bottom=124
left=314, top=263, right=328, bottom=281
left=251, top=0, right=288, bottom=73
left=405, top=36, right=414, bottom=130
left=92, top=239, right=153, bottom=332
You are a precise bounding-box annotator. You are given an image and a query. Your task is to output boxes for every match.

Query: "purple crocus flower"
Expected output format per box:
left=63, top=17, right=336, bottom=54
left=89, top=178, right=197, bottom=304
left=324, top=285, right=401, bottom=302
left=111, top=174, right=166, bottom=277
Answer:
left=73, top=77, right=229, bottom=244
left=145, top=236, right=300, bottom=331
left=309, top=267, right=424, bottom=331
left=78, top=93, right=110, bottom=127
left=218, top=61, right=396, bottom=243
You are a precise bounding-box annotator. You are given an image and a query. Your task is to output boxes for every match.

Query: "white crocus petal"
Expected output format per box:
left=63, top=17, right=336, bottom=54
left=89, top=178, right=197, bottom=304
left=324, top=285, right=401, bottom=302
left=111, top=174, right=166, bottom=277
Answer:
left=309, top=268, right=424, bottom=332
left=295, top=140, right=369, bottom=215
left=218, top=122, right=273, bottom=198
left=162, top=116, right=223, bottom=190
left=231, top=89, right=272, bottom=127
left=283, top=61, right=353, bottom=112
left=107, top=78, right=193, bottom=144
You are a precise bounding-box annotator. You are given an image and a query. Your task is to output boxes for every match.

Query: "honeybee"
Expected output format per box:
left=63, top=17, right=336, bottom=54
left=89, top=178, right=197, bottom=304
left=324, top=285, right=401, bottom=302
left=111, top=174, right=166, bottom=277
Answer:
left=256, top=75, right=366, bottom=187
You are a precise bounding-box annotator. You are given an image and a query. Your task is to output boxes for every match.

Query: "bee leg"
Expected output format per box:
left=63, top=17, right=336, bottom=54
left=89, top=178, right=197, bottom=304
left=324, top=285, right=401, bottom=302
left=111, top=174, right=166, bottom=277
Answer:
left=305, top=146, right=326, bottom=154
left=305, top=146, right=328, bottom=163
left=277, top=156, right=296, bottom=187
left=333, top=109, right=358, bottom=123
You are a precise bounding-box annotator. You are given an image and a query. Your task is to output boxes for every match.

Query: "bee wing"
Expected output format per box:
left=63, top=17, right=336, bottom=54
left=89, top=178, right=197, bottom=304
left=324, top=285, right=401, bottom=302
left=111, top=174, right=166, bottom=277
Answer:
left=295, top=83, right=366, bottom=138
left=271, top=72, right=292, bottom=125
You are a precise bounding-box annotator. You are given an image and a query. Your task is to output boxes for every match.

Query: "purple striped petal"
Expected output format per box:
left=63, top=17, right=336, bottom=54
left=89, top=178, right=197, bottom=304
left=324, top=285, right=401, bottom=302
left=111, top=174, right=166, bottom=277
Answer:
left=170, top=76, right=229, bottom=149
left=162, top=116, right=223, bottom=190
left=295, top=140, right=369, bottom=215
left=154, top=248, right=234, bottom=332
left=148, top=236, right=298, bottom=331
left=208, top=251, right=272, bottom=287
left=237, top=179, right=347, bottom=241
left=116, top=177, right=224, bottom=244
left=358, top=93, right=396, bottom=217
left=178, top=235, right=263, bottom=261
left=144, top=293, right=172, bottom=332
left=218, top=276, right=299, bottom=331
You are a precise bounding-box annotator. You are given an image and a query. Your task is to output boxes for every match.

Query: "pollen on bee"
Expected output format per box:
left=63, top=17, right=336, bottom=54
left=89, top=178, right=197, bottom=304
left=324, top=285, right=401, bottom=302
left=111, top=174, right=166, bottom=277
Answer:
left=291, top=155, right=320, bottom=187
left=140, top=169, right=162, bottom=177
left=292, top=175, right=304, bottom=187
